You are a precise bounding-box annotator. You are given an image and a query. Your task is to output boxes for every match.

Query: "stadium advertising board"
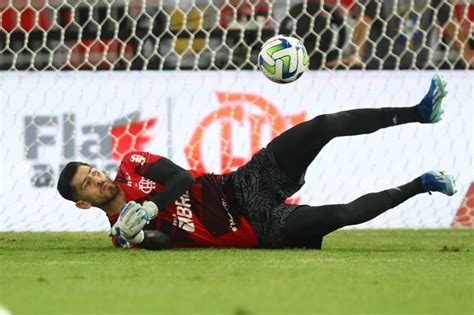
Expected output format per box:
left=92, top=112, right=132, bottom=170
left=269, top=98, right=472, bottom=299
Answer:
left=1, top=71, right=472, bottom=231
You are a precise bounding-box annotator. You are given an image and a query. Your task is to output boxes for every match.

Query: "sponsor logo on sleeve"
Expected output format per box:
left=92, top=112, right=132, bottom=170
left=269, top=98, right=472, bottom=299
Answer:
left=130, top=154, right=146, bottom=165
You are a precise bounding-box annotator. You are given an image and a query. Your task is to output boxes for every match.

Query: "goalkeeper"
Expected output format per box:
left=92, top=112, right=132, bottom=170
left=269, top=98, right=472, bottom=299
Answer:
left=57, top=74, right=457, bottom=250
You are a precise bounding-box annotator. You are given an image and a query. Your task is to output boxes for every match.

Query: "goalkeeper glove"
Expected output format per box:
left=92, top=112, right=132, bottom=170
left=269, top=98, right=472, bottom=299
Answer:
left=141, top=200, right=159, bottom=221
left=110, top=201, right=159, bottom=244
left=110, top=223, right=145, bottom=245
left=116, top=201, right=147, bottom=242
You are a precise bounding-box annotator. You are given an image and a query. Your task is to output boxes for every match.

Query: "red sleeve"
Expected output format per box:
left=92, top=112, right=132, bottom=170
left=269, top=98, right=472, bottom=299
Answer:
left=121, top=151, right=162, bottom=174
left=121, top=151, right=195, bottom=210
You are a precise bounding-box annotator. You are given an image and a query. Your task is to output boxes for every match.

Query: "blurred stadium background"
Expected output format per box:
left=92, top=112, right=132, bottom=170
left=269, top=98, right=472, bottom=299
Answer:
left=1, top=0, right=473, bottom=70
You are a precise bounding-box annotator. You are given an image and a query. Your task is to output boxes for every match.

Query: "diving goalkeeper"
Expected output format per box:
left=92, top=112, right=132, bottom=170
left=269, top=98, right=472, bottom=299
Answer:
left=57, top=74, right=457, bottom=250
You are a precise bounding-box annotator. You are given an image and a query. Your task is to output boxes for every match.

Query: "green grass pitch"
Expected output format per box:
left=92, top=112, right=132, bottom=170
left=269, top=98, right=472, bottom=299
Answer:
left=1, top=230, right=472, bottom=314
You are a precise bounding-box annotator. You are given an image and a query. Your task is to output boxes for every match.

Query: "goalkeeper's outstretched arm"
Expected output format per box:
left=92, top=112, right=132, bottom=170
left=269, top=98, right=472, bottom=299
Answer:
left=139, top=156, right=195, bottom=209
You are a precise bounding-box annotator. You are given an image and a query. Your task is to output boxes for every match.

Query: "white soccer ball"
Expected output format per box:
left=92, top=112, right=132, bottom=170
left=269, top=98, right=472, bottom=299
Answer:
left=258, top=35, right=309, bottom=84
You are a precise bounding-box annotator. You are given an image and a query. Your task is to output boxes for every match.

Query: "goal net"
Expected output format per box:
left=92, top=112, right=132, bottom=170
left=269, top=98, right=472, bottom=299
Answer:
left=1, top=0, right=473, bottom=231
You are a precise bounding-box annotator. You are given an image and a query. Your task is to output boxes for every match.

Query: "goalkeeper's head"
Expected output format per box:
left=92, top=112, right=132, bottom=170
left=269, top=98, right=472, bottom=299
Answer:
left=57, top=162, right=120, bottom=209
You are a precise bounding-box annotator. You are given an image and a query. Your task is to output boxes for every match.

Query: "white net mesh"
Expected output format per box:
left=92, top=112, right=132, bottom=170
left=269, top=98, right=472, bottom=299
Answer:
left=1, top=0, right=473, bottom=231
left=1, top=0, right=473, bottom=70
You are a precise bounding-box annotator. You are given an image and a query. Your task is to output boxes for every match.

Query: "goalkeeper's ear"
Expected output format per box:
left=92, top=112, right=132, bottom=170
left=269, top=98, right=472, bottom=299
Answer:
left=75, top=200, right=92, bottom=209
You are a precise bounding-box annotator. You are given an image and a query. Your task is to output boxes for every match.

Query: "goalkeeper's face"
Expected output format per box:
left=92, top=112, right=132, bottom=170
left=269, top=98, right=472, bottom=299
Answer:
left=71, top=165, right=120, bottom=208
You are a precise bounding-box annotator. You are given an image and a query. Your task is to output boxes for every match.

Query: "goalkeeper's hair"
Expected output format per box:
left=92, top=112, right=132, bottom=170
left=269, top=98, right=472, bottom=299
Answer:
left=57, top=161, right=90, bottom=202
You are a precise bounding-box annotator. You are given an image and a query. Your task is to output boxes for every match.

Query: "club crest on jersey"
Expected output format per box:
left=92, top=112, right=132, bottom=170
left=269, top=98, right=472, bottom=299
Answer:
left=172, top=191, right=195, bottom=232
left=138, top=177, right=156, bottom=194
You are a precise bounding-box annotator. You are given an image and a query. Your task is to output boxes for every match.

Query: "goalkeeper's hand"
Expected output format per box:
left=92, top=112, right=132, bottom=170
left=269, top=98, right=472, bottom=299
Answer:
left=109, top=201, right=159, bottom=244
left=140, top=200, right=159, bottom=221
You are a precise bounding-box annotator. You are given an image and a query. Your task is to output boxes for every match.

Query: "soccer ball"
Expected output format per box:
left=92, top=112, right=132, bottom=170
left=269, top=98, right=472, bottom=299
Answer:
left=258, top=35, right=309, bottom=84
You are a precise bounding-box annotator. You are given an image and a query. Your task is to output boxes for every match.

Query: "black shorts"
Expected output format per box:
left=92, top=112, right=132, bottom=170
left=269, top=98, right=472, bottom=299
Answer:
left=228, top=144, right=304, bottom=248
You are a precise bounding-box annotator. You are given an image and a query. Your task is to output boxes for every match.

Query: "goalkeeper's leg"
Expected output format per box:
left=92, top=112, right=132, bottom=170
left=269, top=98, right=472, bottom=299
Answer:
left=283, top=171, right=456, bottom=248
left=270, top=75, right=447, bottom=182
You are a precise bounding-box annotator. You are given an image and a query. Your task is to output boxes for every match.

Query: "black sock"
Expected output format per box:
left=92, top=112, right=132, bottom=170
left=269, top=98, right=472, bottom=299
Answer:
left=381, top=107, right=423, bottom=126
left=385, top=177, right=425, bottom=208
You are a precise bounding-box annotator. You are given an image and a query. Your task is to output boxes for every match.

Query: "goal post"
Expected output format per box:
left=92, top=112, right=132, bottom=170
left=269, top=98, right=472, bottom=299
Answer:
left=0, top=1, right=473, bottom=231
